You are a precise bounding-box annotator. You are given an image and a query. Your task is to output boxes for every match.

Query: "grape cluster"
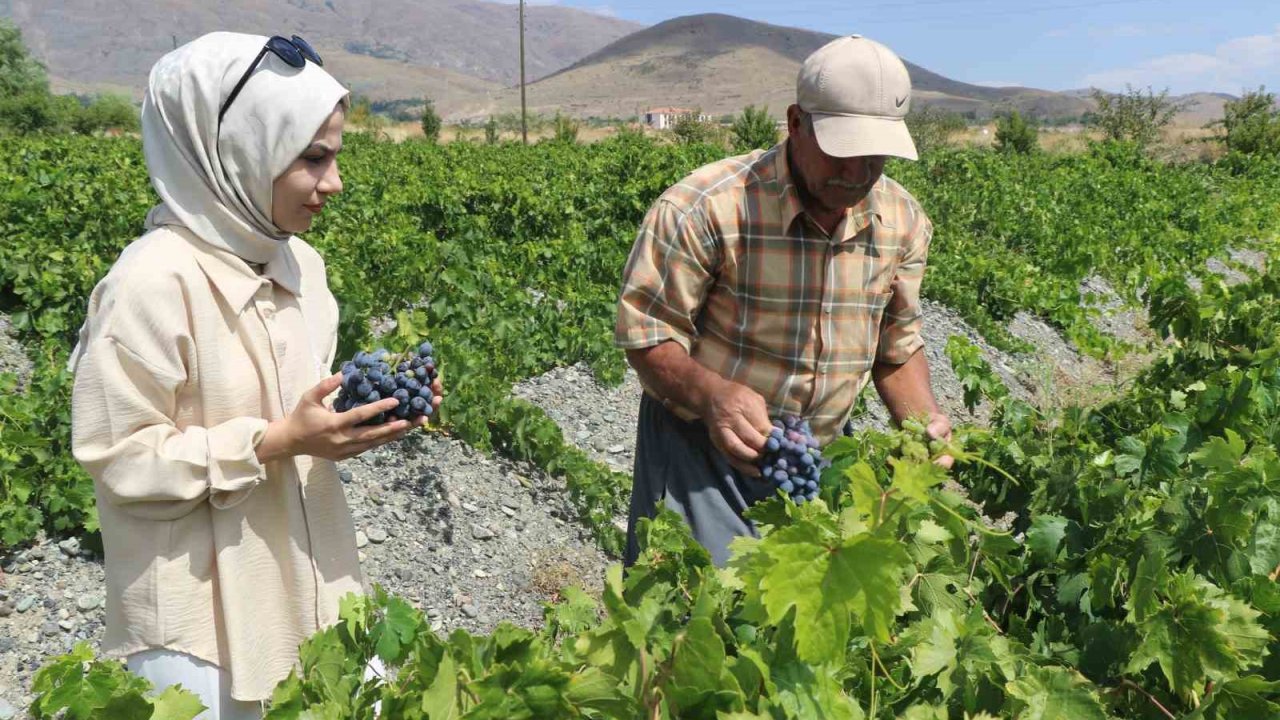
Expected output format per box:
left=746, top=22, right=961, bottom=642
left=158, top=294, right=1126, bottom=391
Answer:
left=334, top=341, right=439, bottom=425
left=758, top=415, right=827, bottom=504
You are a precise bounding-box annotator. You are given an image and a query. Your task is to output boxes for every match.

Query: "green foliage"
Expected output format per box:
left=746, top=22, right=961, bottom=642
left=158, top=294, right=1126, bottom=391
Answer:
left=1215, top=87, right=1280, bottom=157
left=10, top=133, right=1280, bottom=718
left=30, top=642, right=204, bottom=719
left=994, top=111, right=1038, bottom=154
left=671, top=110, right=717, bottom=146
left=905, top=106, right=966, bottom=155
left=0, top=19, right=49, bottom=97
left=484, top=116, right=499, bottom=145
left=71, top=95, right=140, bottom=135
left=1087, top=85, right=1184, bottom=148
left=420, top=97, right=442, bottom=144
left=730, top=105, right=779, bottom=154
left=0, top=91, right=79, bottom=134
left=550, top=112, right=579, bottom=144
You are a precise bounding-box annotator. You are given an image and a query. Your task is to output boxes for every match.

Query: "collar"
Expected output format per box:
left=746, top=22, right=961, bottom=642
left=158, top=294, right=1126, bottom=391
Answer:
left=183, top=229, right=303, bottom=313
left=772, top=140, right=892, bottom=242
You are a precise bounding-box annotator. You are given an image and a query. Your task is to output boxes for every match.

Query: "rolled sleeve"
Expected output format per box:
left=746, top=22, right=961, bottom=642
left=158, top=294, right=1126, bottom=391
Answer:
left=615, top=199, right=719, bottom=353
left=877, top=212, right=932, bottom=364
left=72, top=336, right=269, bottom=521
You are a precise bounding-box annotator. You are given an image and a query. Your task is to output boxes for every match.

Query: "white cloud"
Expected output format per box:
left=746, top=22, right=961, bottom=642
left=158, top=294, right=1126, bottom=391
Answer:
left=1082, top=25, right=1280, bottom=94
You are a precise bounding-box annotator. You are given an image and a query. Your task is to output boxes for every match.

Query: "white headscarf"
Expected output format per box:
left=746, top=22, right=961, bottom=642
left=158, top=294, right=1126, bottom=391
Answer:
left=141, top=31, right=349, bottom=264
left=68, top=33, right=348, bottom=373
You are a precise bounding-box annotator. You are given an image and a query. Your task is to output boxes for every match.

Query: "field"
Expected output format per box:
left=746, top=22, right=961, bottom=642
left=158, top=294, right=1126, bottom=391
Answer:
left=2, top=133, right=1280, bottom=717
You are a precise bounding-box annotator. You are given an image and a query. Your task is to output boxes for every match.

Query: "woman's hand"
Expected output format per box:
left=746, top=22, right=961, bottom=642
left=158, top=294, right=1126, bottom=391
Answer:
left=256, top=374, right=426, bottom=463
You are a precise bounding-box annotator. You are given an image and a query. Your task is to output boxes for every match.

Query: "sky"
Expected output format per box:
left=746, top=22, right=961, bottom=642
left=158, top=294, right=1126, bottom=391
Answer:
left=518, top=0, right=1279, bottom=96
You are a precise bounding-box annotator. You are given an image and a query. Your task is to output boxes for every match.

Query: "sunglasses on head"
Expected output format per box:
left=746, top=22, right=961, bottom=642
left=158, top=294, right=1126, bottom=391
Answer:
left=218, top=34, right=323, bottom=123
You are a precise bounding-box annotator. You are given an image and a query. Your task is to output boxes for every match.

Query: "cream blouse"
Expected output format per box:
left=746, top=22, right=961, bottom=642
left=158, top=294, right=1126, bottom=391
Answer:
left=70, top=224, right=362, bottom=700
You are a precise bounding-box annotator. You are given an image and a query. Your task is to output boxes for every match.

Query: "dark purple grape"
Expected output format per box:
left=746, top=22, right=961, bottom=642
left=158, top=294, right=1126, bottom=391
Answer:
left=364, top=390, right=380, bottom=404
left=410, top=396, right=428, bottom=413
left=356, top=381, right=373, bottom=398
left=418, top=341, right=434, bottom=357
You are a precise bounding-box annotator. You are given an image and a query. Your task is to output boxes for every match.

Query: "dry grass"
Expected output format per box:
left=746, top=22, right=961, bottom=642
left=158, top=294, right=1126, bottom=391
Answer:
left=527, top=549, right=595, bottom=603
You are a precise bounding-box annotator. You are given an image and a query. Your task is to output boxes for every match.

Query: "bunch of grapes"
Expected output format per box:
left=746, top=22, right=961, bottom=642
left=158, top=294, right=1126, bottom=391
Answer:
left=758, top=414, right=827, bottom=504
left=334, top=341, right=439, bottom=426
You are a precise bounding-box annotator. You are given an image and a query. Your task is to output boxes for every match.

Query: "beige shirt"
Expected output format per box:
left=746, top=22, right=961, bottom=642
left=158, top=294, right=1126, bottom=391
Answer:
left=70, top=225, right=362, bottom=701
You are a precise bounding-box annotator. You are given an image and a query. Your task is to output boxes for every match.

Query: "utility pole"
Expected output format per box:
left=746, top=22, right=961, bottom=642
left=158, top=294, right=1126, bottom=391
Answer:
left=519, top=0, right=528, bottom=144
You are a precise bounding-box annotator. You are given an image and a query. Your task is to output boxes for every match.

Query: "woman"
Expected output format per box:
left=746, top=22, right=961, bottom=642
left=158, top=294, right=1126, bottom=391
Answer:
left=68, top=32, right=439, bottom=717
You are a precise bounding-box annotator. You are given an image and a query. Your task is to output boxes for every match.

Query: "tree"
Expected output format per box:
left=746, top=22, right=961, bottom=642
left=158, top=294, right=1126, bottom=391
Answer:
left=420, top=98, right=442, bottom=144
left=730, top=105, right=778, bottom=153
left=1088, top=85, right=1185, bottom=148
left=671, top=110, right=715, bottom=145
left=550, top=112, right=579, bottom=144
left=904, top=106, right=966, bottom=155
left=1214, top=87, right=1280, bottom=156
left=72, top=95, right=139, bottom=134
left=994, top=110, right=1038, bottom=154
left=484, top=116, right=499, bottom=145
left=0, top=20, right=48, bottom=98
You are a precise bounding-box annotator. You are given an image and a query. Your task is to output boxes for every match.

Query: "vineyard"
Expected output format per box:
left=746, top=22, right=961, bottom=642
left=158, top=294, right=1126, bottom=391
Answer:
left=2, top=133, right=1280, bottom=718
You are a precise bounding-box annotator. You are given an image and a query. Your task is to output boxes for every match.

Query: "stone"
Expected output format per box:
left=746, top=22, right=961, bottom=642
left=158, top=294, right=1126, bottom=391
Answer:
left=338, top=468, right=353, bottom=484
left=366, top=528, right=388, bottom=544
left=461, top=502, right=479, bottom=513
left=0, top=603, right=12, bottom=618
left=354, top=531, right=369, bottom=549
left=0, top=697, right=15, bottom=720
left=391, top=508, right=407, bottom=522
left=470, top=525, right=495, bottom=541
left=15, top=597, right=35, bottom=613
left=58, top=538, right=80, bottom=556
left=43, top=597, right=57, bottom=610
left=473, top=568, right=490, bottom=578
left=41, top=622, right=60, bottom=637
left=0, top=637, right=14, bottom=653
left=461, top=604, right=479, bottom=619
left=500, top=499, right=521, bottom=511
left=500, top=507, right=517, bottom=518
left=59, top=619, right=76, bottom=632
left=76, top=595, right=101, bottom=613
left=607, top=444, right=626, bottom=454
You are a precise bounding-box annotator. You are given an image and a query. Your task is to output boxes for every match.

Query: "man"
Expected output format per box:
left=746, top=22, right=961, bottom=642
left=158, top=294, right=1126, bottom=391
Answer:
left=615, top=35, right=952, bottom=567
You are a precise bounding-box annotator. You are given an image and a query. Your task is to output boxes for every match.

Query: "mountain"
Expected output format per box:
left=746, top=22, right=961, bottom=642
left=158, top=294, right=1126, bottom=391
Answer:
left=0, top=0, right=640, bottom=100
left=458, top=14, right=1094, bottom=121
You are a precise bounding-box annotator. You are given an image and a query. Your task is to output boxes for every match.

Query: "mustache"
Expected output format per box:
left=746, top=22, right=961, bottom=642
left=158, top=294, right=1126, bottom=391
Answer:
left=825, top=179, right=873, bottom=191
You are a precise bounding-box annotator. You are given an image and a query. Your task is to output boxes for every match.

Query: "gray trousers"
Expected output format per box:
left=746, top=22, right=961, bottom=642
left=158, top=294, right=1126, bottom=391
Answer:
left=624, top=393, right=776, bottom=567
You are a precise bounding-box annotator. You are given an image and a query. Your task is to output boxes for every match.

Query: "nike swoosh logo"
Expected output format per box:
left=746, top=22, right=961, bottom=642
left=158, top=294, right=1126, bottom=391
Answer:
left=895, top=96, right=907, bottom=108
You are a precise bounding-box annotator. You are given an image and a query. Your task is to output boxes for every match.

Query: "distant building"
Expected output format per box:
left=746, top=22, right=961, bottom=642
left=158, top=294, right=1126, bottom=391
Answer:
left=643, top=107, right=711, bottom=130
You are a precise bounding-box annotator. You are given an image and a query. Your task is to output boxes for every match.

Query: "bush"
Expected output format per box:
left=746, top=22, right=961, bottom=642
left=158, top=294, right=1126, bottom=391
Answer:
left=671, top=110, right=716, bottom=146
left=1215, top=87, right=1280, bottom=156
left=420, top=97, right=442, bottom=144
left=730, top=105, right=778, bottom=153
left=484, top=116, right=499, bottom=145
left=905, top=106, right=966, bottom=155
left=994, top=111, right=1038, bottom=154
left=0, top=92, right=78, bottom=134
left=1087, top=85, right=1184, bottom=148
left=551, top=112, right=579, bottom=144
left=71, top=95, right=139, bottom=135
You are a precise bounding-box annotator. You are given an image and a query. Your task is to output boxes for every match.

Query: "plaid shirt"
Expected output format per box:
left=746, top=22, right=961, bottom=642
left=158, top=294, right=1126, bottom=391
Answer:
left=615, top=141, right=932, bottom=442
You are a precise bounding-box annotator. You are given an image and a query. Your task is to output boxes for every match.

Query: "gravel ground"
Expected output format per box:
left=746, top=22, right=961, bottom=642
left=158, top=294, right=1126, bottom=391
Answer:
left=0, top=274, right=1183, bottom=715
left=0, top=316, right=32, bottom=391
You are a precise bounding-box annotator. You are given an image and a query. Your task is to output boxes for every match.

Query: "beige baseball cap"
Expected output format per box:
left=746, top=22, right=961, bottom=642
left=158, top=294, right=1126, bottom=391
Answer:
left=797, top=35, right=919, bottom=161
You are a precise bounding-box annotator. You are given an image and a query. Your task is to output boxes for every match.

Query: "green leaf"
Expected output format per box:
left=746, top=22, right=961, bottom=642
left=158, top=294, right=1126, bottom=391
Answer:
left=1026, top=515, right=1070, bottom=564
left=149, top=685, right=206, bottom=720
left=1004, top=665, right=1108, bottom=720
left=748, top=519, right=912, bottom=662
left=375, top=595, right=422, bottom=665
left=889, top=457, right=948, bottom=505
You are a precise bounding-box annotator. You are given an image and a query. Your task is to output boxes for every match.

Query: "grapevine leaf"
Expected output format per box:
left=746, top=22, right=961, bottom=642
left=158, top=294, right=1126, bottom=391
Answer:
left=375, top=595, right=421, bottom=665
left=1026, top=515, right=1070, bottom=564
left=889, top=457, right=948, bottom=504
left=1004, top=665, right=1108, bottom=720
left=148, top=685, right=206, bottom=720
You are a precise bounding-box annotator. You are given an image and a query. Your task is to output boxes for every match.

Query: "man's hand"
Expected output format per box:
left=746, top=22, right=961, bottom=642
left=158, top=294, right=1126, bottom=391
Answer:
left=926, top=412, right=954, bottom=470
left=700, top=380, right=773, bottom=477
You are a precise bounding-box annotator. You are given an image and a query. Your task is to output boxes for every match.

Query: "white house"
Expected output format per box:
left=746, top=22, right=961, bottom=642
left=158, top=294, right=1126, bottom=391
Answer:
left=643, top=107, right=711, bottom=130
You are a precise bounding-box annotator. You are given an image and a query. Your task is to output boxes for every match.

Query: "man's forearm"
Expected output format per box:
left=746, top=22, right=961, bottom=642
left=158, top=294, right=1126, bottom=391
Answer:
left=872, top=349, right=944, bottom=426
left=625, top=341, right=726, bottom=416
